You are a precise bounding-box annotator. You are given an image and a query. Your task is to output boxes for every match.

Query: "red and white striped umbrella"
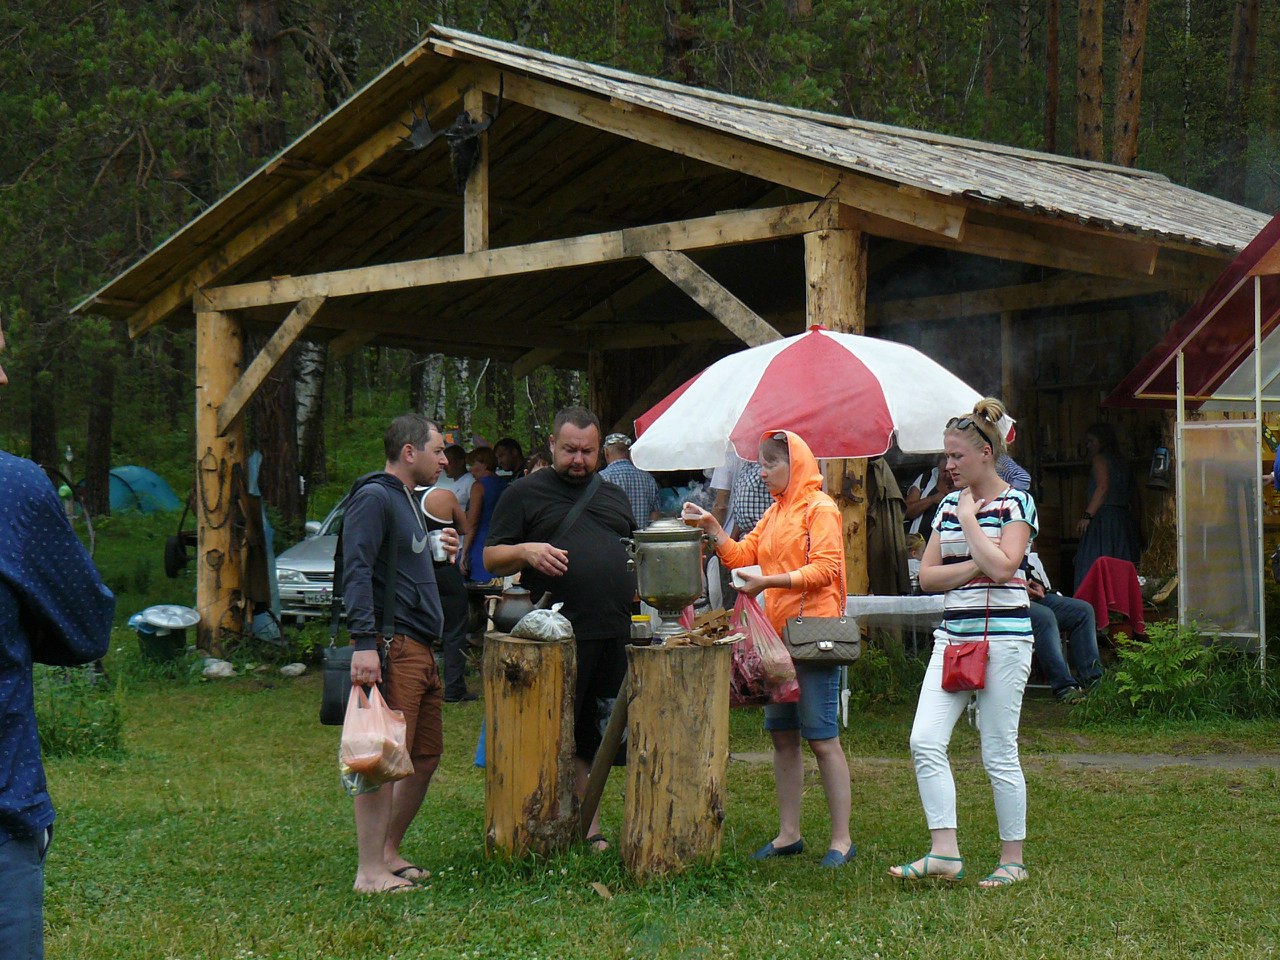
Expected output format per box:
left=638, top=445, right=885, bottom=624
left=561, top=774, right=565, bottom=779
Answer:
left=631, top=326, right=989, bottom=470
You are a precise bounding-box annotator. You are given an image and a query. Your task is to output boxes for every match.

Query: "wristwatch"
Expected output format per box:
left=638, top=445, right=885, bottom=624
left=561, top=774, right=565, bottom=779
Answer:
left=1082, top=512, right=1093, bottom=521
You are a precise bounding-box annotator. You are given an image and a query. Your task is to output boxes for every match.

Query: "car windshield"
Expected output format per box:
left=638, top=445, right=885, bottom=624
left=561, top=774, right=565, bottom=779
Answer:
left=317, top=498, right=347, bottom=536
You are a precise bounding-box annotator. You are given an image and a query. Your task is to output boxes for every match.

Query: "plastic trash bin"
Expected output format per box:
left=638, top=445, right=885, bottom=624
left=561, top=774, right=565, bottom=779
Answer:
left=131, top=605, right=200, bottom=662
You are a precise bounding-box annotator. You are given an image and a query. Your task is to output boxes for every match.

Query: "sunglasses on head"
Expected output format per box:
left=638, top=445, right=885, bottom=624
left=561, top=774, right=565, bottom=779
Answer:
left=947, top=416, right=993, bottom=445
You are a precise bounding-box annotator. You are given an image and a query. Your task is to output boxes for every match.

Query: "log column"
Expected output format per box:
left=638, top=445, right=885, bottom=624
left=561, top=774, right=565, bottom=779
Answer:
left=483, top=634, right=578, bottom=857
left=194, top=308, right=248, bottom=653
left=621, top=643, right=731, bottom=880
left=805, top=221, right=870, bottom=595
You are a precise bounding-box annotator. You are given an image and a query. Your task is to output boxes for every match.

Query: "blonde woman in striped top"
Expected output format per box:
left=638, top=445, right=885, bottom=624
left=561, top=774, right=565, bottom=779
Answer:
left=889, top=398, right=1038, bottom=889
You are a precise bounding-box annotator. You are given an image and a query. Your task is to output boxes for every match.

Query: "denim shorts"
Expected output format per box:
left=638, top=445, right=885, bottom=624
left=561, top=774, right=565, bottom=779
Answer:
left=763, top=661, right=841, bottom=740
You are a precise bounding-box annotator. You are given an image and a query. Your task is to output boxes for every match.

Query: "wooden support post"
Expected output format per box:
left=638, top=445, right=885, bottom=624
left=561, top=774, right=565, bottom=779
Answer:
left=483, top=634, right=578, bottom=858
left=587, top=350, right=609, bottom=426
left=194, top=308, right=248, bottom=654
left=621, top=644, right=732, bottom=880
left=805, top=223, right=870, bottom=595
left=1000, top=311, right=1016, bottom=414
left=463, top=86, right=489, bottom=254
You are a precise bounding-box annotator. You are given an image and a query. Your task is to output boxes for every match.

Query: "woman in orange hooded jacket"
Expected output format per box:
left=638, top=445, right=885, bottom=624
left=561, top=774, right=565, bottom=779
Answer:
left=683, top=431, right=854, bottom=868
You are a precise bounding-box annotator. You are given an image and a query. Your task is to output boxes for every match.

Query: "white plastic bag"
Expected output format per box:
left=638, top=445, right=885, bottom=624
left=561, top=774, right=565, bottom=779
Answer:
left=511, top=603, right=574, bottom=641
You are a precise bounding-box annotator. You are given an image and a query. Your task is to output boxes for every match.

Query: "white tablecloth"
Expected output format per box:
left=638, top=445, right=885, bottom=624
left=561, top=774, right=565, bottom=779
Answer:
left=843, top=594, right=945, bottom=630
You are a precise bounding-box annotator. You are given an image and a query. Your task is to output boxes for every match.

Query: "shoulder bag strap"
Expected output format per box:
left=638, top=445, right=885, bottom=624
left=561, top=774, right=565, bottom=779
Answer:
left=328, top=477, right=399, bottom=645
left=550, top=473, right=601, bottom=544
left=796, top=500, right=845, bottom=619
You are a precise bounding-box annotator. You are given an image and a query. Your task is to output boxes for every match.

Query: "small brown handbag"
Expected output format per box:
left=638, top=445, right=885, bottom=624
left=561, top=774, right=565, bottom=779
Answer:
left=782, top=526, right=861, bottom=665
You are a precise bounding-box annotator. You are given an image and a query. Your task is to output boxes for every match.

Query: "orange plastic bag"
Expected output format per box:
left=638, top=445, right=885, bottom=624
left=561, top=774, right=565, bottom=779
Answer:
left=339, top=684, right=414, bottom=786
left=728, top=594, right=800, bottom=707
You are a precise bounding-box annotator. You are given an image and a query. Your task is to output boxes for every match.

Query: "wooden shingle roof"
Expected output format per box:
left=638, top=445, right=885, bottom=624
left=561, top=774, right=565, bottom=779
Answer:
left=75, top=26, right=1268, bottom=347
left=432, top=28, right=1265, bottom=253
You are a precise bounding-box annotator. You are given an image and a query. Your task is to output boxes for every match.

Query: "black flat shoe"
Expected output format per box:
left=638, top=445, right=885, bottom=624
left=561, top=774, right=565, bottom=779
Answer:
left=444, top=692, right=479, bottom=703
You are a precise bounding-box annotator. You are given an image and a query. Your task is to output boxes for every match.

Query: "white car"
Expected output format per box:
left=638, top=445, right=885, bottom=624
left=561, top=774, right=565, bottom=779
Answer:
left=275, top=498, right=346, bottom=623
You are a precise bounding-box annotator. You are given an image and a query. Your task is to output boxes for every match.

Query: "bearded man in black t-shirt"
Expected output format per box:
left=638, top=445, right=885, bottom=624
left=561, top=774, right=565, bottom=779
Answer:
left=484, top=406, right=637, bottom=850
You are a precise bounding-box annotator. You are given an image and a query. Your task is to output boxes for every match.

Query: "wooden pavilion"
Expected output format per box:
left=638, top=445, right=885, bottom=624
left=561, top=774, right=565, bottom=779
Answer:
left=74, top=28, right=1270, bottom=648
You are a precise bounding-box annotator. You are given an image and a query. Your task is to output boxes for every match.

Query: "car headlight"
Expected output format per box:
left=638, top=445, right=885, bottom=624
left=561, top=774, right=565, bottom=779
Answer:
left=276, top=567, right=307, bottom=584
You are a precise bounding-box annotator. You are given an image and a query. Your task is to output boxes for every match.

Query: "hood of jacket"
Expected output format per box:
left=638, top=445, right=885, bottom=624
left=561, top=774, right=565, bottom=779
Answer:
left=763, top=430, right=824, bottom=511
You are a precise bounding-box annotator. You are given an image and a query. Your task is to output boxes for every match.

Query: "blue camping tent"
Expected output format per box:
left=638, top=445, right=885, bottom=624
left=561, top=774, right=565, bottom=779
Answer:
left=109, top=466, right=183, bottom=513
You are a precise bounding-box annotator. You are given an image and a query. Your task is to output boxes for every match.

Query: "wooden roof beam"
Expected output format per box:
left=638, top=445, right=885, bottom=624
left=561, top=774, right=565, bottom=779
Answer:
left=869, top=274, right=1162, bottom=326
left=471, top=67, right=967, bottom=242
left=643, top=251, right=782, bottom=346
left=123, top=66, right=478, bottom=338
left=201, top=200, right=843, bottom=311
left=512, top=347, right=565, bottom=379
left=839, top=205, right=1207, bottom=286
left=216, top=296, right=326, bottom=435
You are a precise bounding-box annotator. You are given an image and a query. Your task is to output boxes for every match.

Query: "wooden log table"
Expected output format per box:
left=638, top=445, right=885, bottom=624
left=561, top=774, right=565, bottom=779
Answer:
left=482, top=632, right=578, bottom=858
left=621, top=642, right=732, bottom=881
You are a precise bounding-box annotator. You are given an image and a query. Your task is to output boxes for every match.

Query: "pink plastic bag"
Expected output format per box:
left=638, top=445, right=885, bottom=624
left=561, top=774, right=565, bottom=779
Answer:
left=339, top=684, right=414, bottom=786
left=728, top=594, right=800, bottom=707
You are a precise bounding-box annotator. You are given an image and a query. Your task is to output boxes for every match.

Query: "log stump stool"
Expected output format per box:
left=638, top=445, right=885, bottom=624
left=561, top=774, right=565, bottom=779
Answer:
left=622, top=643, right=732, bottom=881
left=483, top=633, right=578, bottom=857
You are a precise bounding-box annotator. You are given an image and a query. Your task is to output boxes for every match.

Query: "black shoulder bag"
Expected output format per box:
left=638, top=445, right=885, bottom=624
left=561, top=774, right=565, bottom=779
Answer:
left=319, top=476, right=401, bottom=725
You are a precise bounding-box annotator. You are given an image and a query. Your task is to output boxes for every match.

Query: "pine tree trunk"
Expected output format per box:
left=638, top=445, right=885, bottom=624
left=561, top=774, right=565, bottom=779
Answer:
left=1215, top=0, right=1260, bottom=202
left=247, top=334, right=304, bottom=536
left=1112, top=0, right=1149, bottom=167
left=239, top=0, right=285, bottom=159
left=1045, top=0, right=1060, bottom=151
left=662, top=0, right=698, bottom=82
left=239, top=0, right=300, bottom=532
left=1075, top=0, right=1104, bottom=160
left=342, top=353, right=355, bottom=419
left=28, top=347, right=57, bottom=471
left=83, top=351, right=116, bottom=517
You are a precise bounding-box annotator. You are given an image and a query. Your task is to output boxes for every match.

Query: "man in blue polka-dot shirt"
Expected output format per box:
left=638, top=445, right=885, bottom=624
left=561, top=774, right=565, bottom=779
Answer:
left=0, top=318, right=114, bottom=959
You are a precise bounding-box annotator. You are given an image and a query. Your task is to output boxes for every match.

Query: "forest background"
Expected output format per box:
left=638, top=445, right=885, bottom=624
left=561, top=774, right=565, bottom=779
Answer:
left=1, top=0, right=1276, bottom=539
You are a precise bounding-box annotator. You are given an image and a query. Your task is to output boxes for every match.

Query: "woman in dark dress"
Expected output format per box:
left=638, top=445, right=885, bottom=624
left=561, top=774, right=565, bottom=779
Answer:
left=1074, top=422, right=1138, bottom=590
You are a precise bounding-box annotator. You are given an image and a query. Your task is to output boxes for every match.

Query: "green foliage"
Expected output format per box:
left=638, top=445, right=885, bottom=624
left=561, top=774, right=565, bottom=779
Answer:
left=42, top=672, right=1280, bottom=958
left=33, top=664, right=123, bottom=757
left=1076, top=621, right=1280, bottom=723
left=844, top=629, right=926, bottom=708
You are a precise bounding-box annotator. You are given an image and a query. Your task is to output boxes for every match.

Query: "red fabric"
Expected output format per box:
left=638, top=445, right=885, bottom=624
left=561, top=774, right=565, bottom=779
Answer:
left=1074, top=557, right=1144, bottom=635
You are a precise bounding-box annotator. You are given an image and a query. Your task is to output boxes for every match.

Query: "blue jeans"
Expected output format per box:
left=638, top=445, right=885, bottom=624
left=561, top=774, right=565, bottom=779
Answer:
left=0, top=828, right=50, bottom=960
left=763, top=662, right=841, bottom=740
left=1030, top=594, right=1103, bottom=694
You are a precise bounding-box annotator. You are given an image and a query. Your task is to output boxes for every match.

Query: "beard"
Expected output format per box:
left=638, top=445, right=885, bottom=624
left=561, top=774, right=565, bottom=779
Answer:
left=555, top=463, right=593, bottom=486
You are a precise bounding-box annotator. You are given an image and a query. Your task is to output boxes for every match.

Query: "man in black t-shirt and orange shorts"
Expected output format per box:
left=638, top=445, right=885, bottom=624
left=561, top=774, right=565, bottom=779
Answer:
left=484, top=406, right=637, bottom=851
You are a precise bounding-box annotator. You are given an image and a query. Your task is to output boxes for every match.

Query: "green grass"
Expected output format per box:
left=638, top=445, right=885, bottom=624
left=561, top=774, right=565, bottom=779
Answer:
left=45, top=650, right=1280, bottom=960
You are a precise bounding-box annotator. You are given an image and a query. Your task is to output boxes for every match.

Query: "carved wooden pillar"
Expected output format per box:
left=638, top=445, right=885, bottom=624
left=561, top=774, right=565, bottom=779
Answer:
left=194, top=308, right=248, bottom=653
left=805, top=221, right=870, bottom=595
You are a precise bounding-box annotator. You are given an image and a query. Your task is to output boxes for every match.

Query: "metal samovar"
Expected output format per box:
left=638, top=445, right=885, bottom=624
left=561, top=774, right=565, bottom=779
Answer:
left=622, top=519, right=708, bottom=642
